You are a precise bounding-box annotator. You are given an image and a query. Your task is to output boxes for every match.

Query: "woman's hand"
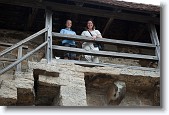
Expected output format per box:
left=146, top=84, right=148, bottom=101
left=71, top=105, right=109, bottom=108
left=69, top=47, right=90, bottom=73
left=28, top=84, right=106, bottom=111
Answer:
left=92, top=36, right=97, bottom=40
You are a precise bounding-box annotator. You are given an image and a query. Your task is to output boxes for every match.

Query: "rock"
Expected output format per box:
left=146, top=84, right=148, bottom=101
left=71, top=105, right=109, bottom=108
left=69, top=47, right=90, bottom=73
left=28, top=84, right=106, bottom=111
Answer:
left=153, top=84, right=160, bottom=106
left=59, top=86, right=87, bottom=106
left=106, top=81, right=126, bottom=105
left=0, top=80, right=17, bottom=105
left=35, top=83, right=60, bottom=106
left=15, top=72, right=35, bottom=105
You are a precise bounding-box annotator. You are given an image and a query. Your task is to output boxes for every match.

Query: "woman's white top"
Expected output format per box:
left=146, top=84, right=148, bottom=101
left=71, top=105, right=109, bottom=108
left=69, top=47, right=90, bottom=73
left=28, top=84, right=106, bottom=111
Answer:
left=81, top=30, right=101, bottom=37
left=81, top=29, right=101, bottom=50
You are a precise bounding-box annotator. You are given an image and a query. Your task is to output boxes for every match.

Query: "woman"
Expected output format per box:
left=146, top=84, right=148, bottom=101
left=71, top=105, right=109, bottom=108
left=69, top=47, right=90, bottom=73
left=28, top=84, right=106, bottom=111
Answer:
left=60, top=20, right=76, bottom=60
left=81, top=20, right=102, bottom=63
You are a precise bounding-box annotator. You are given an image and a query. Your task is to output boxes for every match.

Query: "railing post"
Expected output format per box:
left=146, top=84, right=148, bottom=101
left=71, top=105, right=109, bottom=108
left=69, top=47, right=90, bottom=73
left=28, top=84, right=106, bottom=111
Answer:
left=148, top=24, right=160, bottom=68
left=16, top=46, right=22, bottom=72
left=45, top=9, right=53, bottom=63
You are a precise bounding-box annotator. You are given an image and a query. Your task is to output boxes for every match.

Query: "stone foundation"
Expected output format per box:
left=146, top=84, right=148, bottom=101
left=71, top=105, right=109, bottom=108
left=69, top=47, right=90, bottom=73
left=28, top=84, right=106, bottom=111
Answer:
left=0, top=59, right=160, bottom=106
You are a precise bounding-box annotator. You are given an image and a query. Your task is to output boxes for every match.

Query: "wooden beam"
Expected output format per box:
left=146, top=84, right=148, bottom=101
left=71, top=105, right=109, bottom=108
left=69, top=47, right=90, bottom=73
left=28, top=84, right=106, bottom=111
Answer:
left=25, top=8, right=38, bottom=31
left=0, top=0, right=160, bottom=24
left=148, top=24, right=160, bottom=67
left=149, top=24, right=160, bottom=58
left=0, top=58, right=17, bottom=62
left=52, top=32, right=155, bottom=48
left=102, top=18, right=114, bottom=36
left=0, top=42, right=28, bottom=49
left=133, top=24, right=145, bottom=41
left=53, top=59, right=159, bottom=71
left=0, top=0, right=44, bottom=8
left=52, top=45, right=158, bottom=60
left=45, top=9, right=53, bottom=63
left=44, top=1, right=159, bottom=24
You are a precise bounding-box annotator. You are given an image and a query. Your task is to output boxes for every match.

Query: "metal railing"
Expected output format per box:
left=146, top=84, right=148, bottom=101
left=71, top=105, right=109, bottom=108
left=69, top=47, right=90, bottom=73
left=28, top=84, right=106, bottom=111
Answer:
left=0, top=9, right=53, bottom=75
left=0, top=42, right=28, bottom=72
left=52, top=31, right=160, bottom=70
left=0, top=28, right=48, bottom=75
left=52, top=32, right=159, bottom=59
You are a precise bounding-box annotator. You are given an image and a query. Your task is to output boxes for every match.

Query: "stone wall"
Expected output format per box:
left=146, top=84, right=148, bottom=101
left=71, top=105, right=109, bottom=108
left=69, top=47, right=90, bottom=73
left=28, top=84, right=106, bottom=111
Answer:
left=85, top=72, right=159, bottom=106
left=29, top=59, right=159, bottom=106
left=0, top=59, right=160, bottom=106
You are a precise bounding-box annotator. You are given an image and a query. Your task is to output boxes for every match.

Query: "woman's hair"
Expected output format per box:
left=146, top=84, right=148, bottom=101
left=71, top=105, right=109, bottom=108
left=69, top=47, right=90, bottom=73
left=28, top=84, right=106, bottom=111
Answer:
left=85, top=19, right=95, bottom=30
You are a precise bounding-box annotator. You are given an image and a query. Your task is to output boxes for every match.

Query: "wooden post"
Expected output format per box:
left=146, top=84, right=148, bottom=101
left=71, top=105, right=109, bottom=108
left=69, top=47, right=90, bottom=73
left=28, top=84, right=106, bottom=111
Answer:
left=16, top=46, right=22, bottom=72
left=45, top=9, right=53, bottom=63
left=25, top=8, right=38, bottom=31
left=149, top=24, right=160, bottom=68
left=102, top=18, right=114, bottom=36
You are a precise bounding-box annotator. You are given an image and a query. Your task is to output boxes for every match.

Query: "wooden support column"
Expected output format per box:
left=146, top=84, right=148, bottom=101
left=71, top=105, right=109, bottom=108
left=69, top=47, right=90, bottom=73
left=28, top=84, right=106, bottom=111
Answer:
left=16, top=46, right=22, bottom=72
left=25, top=8, right=38, bottom=31
left=133, top=24, right=145, bottom=41
left=149, top=24, right=160, bottom=68
left=45, top=9, right=53, bottom=63
left=102, top=18, right=114, bottom=36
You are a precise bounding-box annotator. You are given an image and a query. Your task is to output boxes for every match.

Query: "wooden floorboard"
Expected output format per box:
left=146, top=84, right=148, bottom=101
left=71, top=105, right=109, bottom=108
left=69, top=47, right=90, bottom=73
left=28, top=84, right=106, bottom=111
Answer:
left=53, top=58, right=159, bottom=71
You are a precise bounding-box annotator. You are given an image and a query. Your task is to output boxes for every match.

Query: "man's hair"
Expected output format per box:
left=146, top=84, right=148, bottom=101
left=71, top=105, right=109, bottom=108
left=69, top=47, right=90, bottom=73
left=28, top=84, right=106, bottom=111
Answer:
left=66, top=19, right=72, bottom=24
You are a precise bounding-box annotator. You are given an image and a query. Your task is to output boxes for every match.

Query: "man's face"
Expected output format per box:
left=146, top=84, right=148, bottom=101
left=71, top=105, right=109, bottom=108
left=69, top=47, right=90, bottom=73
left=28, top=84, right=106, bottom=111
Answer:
left=66, top=20, right=72, bottom=28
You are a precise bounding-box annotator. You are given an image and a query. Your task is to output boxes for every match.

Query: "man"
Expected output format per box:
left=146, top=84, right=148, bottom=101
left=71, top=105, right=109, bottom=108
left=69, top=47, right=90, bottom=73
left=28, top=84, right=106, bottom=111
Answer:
left=60, top=20, right=76, bottom=59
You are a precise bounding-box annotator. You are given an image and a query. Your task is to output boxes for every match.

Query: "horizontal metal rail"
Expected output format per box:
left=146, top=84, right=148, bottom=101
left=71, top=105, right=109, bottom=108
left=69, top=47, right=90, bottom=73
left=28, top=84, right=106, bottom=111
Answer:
left=0, top=28, right=48, bottom=57
left=52, top=45, right=158, bottom=60
left=0, top=58, right=17, bottom=62
left=0, top=42, right=28, bottom=49
left=0, top=41, right=48, bottom=75
left=52, top=32, right=155, bottom=48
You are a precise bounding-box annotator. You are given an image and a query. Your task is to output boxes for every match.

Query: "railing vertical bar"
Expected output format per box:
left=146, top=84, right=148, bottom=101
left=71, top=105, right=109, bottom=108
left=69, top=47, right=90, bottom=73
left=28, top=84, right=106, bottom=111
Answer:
left=149, top=24, right=160, bottom=68
left=16, top=46, right=22, bottom=72
left=0, top=41, right=47, bottom=75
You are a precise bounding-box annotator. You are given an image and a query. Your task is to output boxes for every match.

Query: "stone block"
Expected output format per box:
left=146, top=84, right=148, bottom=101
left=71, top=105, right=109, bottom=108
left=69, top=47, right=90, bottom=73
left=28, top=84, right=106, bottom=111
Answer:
left=106, top=81, right=126, bottom=105
left=38, top=75, right=60, bottom=86
left=15, top=72, right=35, bottom=105
left=17, top=88, right=35, bottom=105
left=35, top=83, right=60, bottom=106
left=0, top=80, right=17, bottom=105
left=59, top=86, right=87, bottom=106
left=153, top=85, right=160, bottom=106
left=86, top=94, right=106, bottom=106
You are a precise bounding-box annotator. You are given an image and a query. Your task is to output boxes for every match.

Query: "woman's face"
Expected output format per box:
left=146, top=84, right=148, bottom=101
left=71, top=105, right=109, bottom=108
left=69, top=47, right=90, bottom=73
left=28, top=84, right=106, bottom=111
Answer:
left=87, top=21, right=93, bottom=30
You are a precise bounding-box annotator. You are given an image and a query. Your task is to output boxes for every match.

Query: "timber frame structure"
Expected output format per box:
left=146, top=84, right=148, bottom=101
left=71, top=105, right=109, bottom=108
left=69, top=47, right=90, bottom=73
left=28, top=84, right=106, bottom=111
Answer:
left=0, top=0, right=160, bottom=74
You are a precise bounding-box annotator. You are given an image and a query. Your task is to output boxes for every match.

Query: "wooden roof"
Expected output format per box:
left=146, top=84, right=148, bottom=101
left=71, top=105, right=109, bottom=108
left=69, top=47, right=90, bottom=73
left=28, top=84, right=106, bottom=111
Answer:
left=78, top=0, right=160, bottom=12
left=0, top=0, right=160, bottom=43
